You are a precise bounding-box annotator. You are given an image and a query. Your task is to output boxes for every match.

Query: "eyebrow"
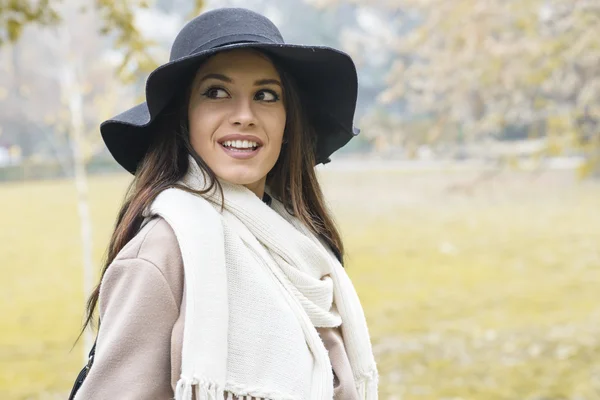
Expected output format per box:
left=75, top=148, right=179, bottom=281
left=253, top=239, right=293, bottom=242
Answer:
left=199, top=73, right=282, bottom=88
left=254, top=79, right=282, bottom=88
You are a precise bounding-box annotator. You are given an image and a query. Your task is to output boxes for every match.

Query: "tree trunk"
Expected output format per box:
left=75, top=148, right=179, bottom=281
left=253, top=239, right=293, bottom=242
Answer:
left=59, top=44, right=95, bottom=364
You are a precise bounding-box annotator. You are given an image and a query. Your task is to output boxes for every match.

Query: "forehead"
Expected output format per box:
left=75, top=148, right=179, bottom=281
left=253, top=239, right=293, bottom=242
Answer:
left=193, top=49, right=280, bottom=80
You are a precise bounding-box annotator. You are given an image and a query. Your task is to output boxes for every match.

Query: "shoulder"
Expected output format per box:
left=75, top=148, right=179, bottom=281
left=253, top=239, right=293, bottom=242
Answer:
left=117, top=217, right=179, bottom=261
left=110, top=217, right=184, bottom=307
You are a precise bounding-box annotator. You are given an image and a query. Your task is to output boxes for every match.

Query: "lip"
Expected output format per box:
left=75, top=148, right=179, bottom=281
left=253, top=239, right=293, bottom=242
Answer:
left=217, top=134, right=263, bottom=160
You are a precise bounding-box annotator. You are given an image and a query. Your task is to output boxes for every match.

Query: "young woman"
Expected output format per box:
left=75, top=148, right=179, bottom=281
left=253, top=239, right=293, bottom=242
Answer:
left=72, top=7, right=378, bottom=400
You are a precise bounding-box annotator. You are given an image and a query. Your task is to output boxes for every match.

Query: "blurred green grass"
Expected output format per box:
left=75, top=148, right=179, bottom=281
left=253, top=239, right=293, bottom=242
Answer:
left=1, top=169, right=599, bottom=399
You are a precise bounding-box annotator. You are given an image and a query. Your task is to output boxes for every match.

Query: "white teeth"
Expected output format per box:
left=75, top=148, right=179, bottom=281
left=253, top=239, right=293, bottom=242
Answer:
left=222, top=139, right=259, bottom=149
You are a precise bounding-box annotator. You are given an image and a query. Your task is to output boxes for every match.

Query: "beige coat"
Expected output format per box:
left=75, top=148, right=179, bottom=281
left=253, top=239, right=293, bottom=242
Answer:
left=75, top=217, right=359, bottom=400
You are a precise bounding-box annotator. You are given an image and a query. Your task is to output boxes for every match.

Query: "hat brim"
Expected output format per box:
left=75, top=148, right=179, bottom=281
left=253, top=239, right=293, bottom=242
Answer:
left=100, top=42, right=359, bottom=174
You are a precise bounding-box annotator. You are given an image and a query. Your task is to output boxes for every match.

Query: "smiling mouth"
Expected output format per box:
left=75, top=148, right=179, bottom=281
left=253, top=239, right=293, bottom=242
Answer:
left=219, top=140, right=261, bottom=152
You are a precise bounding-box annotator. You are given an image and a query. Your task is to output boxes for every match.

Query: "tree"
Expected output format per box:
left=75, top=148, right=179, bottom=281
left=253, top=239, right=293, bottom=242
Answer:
left=0, top=0, right=205, bottom=362
left=315, top=0, right=600, bottom=176
left=1, top=0, right=204, bottom=81
left=0, top=0, right=60, bottom=42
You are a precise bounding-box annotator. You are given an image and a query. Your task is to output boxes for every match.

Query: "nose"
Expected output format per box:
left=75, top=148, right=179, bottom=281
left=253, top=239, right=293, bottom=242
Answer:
left=228, top=98, right=257, bottom=128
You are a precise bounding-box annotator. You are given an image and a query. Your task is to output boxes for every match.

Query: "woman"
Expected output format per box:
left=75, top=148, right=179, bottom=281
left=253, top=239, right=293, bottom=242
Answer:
left=72, top=7, right=378, bottom=400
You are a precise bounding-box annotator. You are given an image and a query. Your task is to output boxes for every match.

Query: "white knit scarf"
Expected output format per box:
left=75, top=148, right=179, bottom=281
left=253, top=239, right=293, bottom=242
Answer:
left=145, top=158, right=378, bottom=400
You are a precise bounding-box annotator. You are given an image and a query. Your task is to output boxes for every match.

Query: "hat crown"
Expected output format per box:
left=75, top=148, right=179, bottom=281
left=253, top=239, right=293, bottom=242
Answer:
left=169, top=8, right=285, bottom=62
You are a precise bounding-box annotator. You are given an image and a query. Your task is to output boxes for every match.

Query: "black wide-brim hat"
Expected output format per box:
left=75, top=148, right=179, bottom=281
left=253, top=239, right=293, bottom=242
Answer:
left=100, top=7, right=360, bottom=174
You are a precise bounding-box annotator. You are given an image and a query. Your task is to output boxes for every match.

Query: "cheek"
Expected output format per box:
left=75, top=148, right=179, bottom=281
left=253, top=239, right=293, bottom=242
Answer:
left=188, top=107, right=218, bottom=149
left=270, top=109, right=287, bottom=146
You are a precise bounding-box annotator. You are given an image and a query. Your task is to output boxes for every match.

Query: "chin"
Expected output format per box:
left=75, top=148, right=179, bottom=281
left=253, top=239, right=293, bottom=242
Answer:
left=217, top=168, right=267, bottom=187
left=224, top=176, right=261, bottom=186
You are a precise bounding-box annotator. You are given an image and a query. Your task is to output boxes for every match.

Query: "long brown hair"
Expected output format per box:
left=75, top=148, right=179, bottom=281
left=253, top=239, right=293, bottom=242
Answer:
left=75, top=50, right=345, bottom=344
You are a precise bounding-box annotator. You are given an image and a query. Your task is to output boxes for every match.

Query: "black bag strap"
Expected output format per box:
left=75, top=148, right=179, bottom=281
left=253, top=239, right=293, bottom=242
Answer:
left=68, top=337, right=97, bottom=400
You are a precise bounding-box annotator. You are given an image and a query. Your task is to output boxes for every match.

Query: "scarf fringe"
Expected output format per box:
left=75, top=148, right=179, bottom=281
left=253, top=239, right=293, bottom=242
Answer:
left=356, top=367, right=379, bottom=400
left=357, top=377, right=379, bottom=400
left=175, top=377, right=225, bottom=400
left=176, top=378, right=301, bottom=400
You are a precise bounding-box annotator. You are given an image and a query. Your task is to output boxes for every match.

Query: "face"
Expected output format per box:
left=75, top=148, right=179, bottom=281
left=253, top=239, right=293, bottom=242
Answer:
left=187, top=49, right=286, bottom=196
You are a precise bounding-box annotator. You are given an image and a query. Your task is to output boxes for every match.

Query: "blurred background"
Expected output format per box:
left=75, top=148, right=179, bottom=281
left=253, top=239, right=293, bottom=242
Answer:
left=1, top=0, right=599, bottom=399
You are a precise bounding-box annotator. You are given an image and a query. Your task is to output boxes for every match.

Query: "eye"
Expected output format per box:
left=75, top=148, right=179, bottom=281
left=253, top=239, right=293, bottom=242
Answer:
left=255, top=89, right=280, bottom=102
left=202, top=87, right=229, bottom=99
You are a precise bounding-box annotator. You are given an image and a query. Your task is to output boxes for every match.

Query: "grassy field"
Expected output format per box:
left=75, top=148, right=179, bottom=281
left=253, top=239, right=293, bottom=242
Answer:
left=1, top=167, right=599, bottom=399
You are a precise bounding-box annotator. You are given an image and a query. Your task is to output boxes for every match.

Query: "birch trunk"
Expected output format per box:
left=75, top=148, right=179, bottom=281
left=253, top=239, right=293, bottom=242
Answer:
left=58, top=35, right=95, bottom=364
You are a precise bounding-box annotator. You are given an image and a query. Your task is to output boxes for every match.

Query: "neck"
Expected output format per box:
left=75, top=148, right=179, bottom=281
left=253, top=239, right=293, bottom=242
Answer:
left=185, top=156, right=267, bottom=200
left=243, top=179, right=266, bottom=199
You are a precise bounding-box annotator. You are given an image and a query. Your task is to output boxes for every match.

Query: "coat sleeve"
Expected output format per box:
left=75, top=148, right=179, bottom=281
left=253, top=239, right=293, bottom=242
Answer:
left=74, top=257, right=179, bottom=400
